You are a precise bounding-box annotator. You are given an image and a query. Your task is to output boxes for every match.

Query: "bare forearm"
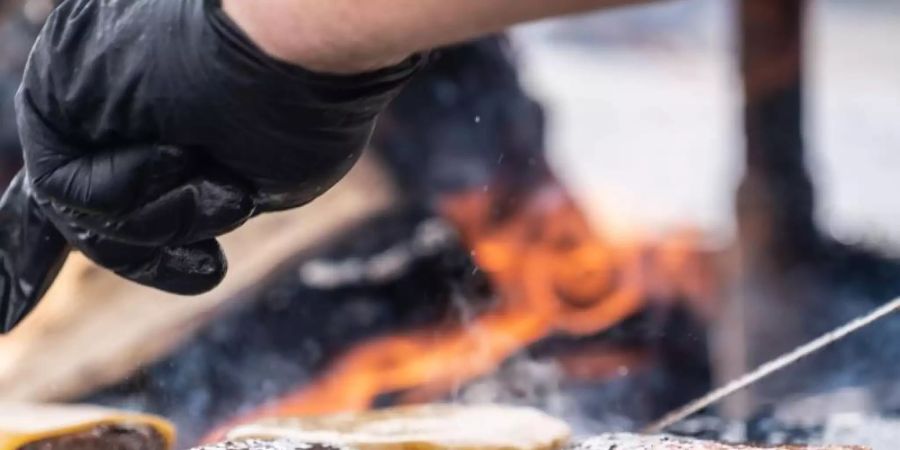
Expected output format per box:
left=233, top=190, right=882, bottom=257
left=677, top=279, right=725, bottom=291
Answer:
left=222, top=0, right=652, bottom=73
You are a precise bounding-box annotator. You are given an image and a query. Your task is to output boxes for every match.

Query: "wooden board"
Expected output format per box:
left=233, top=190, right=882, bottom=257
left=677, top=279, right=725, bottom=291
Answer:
left=0, top=155, right=397, bottom=402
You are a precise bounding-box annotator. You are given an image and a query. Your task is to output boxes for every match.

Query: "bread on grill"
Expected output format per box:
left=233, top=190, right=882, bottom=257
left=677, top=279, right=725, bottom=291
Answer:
left=225, top=404, right=571, bottom=450
left=0, top=402, right=174, bottom=450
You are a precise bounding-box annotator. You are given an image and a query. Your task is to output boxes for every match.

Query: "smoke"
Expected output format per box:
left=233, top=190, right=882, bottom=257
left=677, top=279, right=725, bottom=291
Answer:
left=449, top=355, right=654, bottom=437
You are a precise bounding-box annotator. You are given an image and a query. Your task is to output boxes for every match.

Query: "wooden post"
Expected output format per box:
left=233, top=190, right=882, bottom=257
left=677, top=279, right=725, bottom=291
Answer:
left=713, top=0, right=818, bottom=418
left=737, top=0, right=815, bottom=268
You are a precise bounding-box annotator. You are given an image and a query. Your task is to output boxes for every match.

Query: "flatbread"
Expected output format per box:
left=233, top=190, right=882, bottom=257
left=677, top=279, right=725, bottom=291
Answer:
left=225, top=404, right=571, bottom=450
left=0, top=402, right=174, bottom=450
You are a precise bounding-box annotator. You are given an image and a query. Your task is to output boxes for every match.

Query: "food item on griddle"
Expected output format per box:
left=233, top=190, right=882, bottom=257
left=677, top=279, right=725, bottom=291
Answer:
left=0, top=403, right=174, bottom=450
left=571, top=434, right=868, bottom=450
left=226, top=404, right=571, bottom=450
left=191, top=439, right=350, bottom=450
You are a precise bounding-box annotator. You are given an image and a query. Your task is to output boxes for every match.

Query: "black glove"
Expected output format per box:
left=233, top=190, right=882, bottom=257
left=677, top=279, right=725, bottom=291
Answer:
left=0, top=162, right=239, bottom=332
left=0, top=170, right=68, bottom=332
left=15, top=0, right=425, bottom=296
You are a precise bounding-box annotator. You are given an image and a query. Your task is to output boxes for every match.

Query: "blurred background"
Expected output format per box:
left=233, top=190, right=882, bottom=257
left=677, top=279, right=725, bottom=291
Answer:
left=1, top=0, right=900, bottom=448
left=515, top=0, right=900, bottom=244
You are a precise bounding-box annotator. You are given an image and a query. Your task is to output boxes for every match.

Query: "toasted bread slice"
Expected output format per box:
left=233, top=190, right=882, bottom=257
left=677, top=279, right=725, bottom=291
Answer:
left=226, top=404, right=570, bottom=450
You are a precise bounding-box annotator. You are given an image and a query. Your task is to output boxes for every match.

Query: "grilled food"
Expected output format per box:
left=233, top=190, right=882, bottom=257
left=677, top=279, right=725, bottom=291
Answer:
left=0, top=403, right=174, bottom=450
left=225, top=404, right=571, bottom=450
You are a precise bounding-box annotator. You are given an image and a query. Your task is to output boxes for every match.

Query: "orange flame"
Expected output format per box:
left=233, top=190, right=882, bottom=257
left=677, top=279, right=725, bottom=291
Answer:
left=204, top=181, right=714, bottom=441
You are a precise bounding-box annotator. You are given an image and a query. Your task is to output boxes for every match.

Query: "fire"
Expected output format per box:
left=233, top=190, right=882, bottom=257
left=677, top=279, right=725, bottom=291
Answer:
left=205, top=179, right=714, bottom=441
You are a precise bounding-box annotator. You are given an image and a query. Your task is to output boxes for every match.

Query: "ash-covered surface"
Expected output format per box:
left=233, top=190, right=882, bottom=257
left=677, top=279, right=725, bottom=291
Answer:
left=820, top=414, right=900, bottom=450
left=570, top=434, right=866, bottom=449
left=192, top=440, right=349, bottom=450
left=667, top=413, right=822, bottom=446
left=572, top=434, right=743, bottom=449
left=666, top=408, right=900, bottom=449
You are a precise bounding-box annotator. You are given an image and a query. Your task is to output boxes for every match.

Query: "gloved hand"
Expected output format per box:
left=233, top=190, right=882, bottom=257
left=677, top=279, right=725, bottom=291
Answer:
left=0, top=158, right=241, bottom=333
left=0, top=170, right=68, bottom=332
left=14, top=0, right=424, bottom=299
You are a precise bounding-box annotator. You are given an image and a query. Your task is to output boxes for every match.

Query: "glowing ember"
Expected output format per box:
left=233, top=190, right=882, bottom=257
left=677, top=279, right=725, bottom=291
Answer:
left=205, top=180, right=714, bottom=442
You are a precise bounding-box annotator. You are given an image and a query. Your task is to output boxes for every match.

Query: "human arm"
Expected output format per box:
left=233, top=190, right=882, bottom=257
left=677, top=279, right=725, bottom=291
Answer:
left=9, top=0, right=424, bottom=325
left=5, top=0, right=657, bottom=332
left=223, top=0, right=653, bottom=73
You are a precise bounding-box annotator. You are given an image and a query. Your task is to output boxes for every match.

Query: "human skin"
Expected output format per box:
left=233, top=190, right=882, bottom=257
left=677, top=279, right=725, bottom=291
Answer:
left=222, top=0, right=658, bottom=73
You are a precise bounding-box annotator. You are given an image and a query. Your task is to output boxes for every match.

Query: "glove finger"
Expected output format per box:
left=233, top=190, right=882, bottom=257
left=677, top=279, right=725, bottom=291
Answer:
left=51, top=174, right=256, bottom=246
left=0, top=171, right=70, bottom=333
left=81, top=235, right=226, bottom=295
left=30, top=142, right=196, bottom=215
left=115, top=239, right=227, bottom=295
left=43, top=205, right=226, bottom=295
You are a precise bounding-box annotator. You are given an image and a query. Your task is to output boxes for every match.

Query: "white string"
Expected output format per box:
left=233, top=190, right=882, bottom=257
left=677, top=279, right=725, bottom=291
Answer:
left=643, top=296, right=900, bottom=434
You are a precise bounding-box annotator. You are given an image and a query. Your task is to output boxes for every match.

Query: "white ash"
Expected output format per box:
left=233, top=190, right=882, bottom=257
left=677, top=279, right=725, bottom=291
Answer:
left=772, top=387, right=877, bottom=427
left=570, top=434, right=865, bottom=449
left=819, top=413, right=900, bottom=450
left=299, top=218, right=457, bottom=288
left=666, top=416, right=747, bottom=444
left=572, top=434, right=733, bottom=450
left=454, top=358, right=633, bottom=435
left=192, top=439, right=352, bottom=450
